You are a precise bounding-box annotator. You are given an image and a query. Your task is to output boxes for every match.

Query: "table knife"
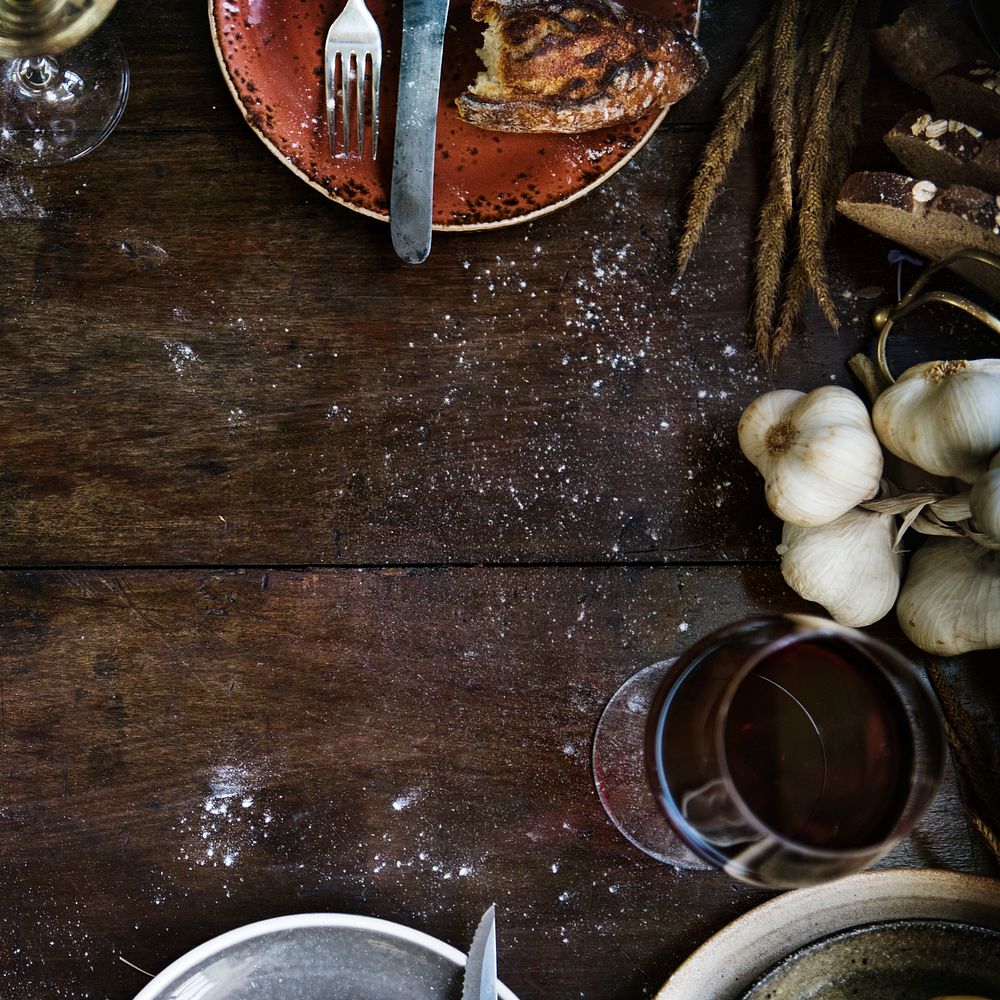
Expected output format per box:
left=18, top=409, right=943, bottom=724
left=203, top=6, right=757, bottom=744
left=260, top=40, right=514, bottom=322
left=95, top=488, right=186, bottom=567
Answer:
left=462, top=904, right=498, bottom=1000
left=390, top=0, right=450, bottom=263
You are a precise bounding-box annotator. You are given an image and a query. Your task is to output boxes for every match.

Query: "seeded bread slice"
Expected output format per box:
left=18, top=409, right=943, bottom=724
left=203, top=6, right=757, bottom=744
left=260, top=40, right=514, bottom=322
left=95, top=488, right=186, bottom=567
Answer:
left=885, top=111, right=1000, bottom=193
left=927, top=62, right=1000, bottom=134
left=836, top=171, right=1000, bottom=301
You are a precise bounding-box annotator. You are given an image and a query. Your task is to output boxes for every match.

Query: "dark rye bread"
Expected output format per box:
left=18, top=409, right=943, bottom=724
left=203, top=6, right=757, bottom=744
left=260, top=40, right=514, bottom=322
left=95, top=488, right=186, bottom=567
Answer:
left=456, top=0, right=708, bottom=134
left=837, top=171, right=1000, bottom=301
left=927, top=62, right=1000, bottom=134
left=872, top=0, right=988, bottom=90
left=885, top=111, right=1000, bottom=192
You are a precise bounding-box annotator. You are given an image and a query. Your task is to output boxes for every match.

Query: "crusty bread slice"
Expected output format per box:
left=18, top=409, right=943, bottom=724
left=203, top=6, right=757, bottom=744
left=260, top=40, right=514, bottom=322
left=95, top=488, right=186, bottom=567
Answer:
left=872, top=0, right=988, bottom=90
left=455, top=0, right=707, bottom=134
left=927, top=62, right=1000, bottom=134
left=836, top=171, right=1000, bottom=301
left=885, top=111, right=1000, bottom=193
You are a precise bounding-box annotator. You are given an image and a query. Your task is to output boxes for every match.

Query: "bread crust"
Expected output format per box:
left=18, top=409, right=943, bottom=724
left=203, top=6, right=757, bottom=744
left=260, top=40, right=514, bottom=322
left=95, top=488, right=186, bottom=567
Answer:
left=884, top=110, right=1000, bottom=192
left=927, top=61, right=1000, bottom=134
left=871, top=0, right=986, bottom=90
left=456, top=0, right=707, bottom=134
left=837, top=170, right=1000, bottom=300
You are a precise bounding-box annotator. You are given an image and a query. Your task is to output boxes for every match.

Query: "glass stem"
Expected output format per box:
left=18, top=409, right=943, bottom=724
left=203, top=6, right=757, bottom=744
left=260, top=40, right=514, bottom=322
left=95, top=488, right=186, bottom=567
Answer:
left=16, top=54, right=59, bottom=93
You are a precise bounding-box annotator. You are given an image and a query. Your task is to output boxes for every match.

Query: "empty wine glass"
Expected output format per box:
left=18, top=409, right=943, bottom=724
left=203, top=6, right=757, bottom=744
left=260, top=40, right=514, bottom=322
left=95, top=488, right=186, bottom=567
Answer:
left=592, top=615, right=946, bottom=888
left=0, top=0, right=128, bottom=166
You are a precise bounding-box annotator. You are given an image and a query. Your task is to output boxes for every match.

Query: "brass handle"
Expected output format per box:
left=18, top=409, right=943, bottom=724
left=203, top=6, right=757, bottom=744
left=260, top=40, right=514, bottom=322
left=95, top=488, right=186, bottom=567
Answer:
left=872, top=248, right=1000, bottom=382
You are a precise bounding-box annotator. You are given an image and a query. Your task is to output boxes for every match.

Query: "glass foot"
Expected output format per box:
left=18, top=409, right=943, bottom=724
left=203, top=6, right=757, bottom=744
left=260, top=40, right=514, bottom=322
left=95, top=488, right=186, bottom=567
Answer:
left=0, top=23, right=129, bottom=167
left=592, top=659, right=709, bottom=868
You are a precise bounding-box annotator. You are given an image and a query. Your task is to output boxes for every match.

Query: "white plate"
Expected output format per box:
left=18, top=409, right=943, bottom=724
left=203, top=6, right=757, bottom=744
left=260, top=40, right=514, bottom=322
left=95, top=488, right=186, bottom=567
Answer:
left=658, top=868, right=1000, bottom=1000
left=133, top=912, right=520, bottom=1000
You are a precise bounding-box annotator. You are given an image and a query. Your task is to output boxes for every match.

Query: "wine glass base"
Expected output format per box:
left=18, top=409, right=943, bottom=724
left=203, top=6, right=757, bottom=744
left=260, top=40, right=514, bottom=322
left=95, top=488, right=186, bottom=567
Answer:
left=592, top=659, right=709, bottom=869
left=0, top=24, right=129, bottom=167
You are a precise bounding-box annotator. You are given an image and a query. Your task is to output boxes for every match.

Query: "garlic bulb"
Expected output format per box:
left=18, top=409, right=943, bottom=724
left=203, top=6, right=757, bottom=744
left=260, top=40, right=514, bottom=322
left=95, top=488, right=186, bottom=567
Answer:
left=777, top=509, right=902, bottom=627
left=896, top=537, right=1000, bottom=655
left=872, top=359, right=1000, bottom=483
left=970, top=451, right=1000, bottom=543
left=738, top=386, right=883, bottom=527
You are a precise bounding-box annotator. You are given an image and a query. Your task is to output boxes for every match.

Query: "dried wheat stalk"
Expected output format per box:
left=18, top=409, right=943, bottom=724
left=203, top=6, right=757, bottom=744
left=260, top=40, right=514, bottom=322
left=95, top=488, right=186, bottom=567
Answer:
left=753, top=164, right=793, bottom=358
left=769, top=0, right=800, bottom=218
left=794, top=0, right=859, bottom=332
left=675, top=3, right=780, bottom=278
left=768, top=4, right=877, bottom=366
left=751, top=0, right=801, bottom=356
left=678, top=0, right=875, bottom=363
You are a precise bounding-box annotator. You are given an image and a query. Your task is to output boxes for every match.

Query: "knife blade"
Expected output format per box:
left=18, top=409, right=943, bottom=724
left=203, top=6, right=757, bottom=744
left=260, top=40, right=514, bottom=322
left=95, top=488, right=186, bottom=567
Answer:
left=390, top=0, right=450, bottom=263
left=461, top=904, right=497, bottom=1000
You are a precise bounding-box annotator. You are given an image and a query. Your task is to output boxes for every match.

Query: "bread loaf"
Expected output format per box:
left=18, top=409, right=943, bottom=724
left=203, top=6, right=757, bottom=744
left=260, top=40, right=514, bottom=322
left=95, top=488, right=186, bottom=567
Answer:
left=872, top=0, right=987, bottom=90
left=836, top=171, right=1000, bottom=301
left=927, top=62, right=1000, bottom=134
left=885, top=111, right=1000, bottom=193
left=455, top=0, right=708, bottom=134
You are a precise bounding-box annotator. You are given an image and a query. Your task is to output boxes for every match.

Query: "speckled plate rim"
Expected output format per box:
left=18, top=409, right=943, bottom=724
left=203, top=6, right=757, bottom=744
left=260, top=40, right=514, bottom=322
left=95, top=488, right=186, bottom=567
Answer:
left=656, top=869, right=1000, bottom=1000
left=208, top=0, right=700, bottom=231
left=131, top=912, right=520, bottom=1000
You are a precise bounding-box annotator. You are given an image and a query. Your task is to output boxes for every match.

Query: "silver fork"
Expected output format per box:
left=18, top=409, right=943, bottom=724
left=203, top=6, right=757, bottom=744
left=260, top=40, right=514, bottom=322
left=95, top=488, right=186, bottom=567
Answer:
left=324, top=0, right=382, bottom=158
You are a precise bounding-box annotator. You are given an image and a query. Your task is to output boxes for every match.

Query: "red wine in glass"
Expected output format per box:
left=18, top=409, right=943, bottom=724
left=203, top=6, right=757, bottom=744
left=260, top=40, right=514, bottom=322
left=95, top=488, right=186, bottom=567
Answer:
left=593, top=615, right=945, bottom=887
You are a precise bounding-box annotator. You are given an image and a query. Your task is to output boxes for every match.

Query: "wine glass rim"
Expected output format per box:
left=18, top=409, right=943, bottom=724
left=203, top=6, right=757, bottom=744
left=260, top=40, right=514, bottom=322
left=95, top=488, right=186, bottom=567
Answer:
left=710, top=614, right=941, bottom=861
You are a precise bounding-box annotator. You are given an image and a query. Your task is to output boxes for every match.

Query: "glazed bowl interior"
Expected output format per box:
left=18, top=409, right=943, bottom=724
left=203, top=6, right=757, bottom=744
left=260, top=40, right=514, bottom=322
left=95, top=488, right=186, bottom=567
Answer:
left=133, top=914, right=519, bottom=1000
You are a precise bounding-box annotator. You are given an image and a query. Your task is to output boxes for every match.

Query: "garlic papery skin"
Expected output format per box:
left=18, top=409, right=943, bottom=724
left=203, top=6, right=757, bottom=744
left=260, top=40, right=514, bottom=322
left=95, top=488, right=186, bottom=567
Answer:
left=872, top=359, right=1000, bottom=483
left=777, top=508, right=902, bottom=627
left=896, top=537, right=1000, bottom=655
left=738, top=386, right=883, bottom=527
left=970, top=452, right=1000, bottom=544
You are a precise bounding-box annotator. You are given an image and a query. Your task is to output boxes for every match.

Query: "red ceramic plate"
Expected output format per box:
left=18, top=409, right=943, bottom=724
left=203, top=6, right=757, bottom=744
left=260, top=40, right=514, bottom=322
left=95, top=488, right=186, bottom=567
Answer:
left=209, top=0, right=701, bottom=230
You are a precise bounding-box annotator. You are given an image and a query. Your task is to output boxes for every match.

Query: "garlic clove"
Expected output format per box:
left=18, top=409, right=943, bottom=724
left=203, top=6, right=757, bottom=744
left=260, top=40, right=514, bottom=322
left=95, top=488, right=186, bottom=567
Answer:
left=896, top=536, right=1000, bottom=655
left=739, top=386, right=883, bottom=527
left=872, top=359, right=1000, bottom=483
left=970, top=451, right=1000, bottom=544
left=778, top=508, right=902, bottom=627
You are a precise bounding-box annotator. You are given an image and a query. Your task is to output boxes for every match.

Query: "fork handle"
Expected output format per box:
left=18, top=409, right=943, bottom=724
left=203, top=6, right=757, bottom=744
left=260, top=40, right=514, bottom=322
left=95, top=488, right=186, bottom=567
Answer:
left=390, top=0, right=450, bottom=264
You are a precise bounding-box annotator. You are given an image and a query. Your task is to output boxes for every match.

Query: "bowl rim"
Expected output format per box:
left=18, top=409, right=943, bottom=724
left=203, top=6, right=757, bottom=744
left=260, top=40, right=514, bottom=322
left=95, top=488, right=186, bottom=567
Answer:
left=132, top=912, right=520, bottom=1000
left=656, top=868, right=1000, bottom=1000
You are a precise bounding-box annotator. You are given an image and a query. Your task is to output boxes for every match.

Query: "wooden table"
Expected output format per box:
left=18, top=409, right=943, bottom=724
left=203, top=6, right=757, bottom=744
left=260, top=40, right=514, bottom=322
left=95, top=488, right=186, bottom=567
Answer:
left=1, top=2, right=997, bottom=997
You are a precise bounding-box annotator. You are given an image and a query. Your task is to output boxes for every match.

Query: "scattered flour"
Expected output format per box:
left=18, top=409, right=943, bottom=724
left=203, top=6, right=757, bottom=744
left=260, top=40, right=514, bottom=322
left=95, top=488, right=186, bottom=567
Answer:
left=163, top=339, right=200, bottom=377
left=0, top=177, right=47, bottom=220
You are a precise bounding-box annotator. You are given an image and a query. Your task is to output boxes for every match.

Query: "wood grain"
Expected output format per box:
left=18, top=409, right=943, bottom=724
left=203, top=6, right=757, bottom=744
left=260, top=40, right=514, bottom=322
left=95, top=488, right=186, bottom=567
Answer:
left=1, top=3, right=991, bottom=567
left=0, top=114, right=934, bottom=567
left=0, top=3, right=998, bottom=1000
left=0, top=566, right=992, bottom=1000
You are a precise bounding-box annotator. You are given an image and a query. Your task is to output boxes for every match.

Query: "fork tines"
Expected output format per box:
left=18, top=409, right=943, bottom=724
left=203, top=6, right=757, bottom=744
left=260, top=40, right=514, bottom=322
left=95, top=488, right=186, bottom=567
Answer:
left=325, top=0, right=382, bottom=163
left=327, top=50, right=380, bottom=159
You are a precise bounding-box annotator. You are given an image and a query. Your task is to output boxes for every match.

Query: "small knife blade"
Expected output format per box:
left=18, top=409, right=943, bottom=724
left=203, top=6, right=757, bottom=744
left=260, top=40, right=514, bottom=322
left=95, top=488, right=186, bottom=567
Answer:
left=390, top=0, right=450, bottom=263
left=461, top=904, right=497, bottom=1000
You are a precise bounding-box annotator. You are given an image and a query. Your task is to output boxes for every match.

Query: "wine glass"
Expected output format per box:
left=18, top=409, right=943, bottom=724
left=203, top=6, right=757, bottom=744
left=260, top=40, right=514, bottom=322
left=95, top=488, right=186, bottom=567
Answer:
left=592, top=615, right=946, bottom=888
left=0, top=0, right=128, bottom=166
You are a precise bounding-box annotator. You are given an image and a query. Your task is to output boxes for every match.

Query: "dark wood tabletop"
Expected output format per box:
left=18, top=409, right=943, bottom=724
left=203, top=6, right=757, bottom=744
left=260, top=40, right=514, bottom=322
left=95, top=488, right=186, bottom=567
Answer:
left=1, top=1, right=998, bottom=998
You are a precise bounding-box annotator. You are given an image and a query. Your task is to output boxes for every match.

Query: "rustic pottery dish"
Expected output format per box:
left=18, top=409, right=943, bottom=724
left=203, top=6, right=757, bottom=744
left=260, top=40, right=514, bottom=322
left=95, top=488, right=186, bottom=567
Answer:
left=131, top=913, right=520, bottom=1000
left=657, top=869, right=1000, bottom=1000
left=741, top=919, right=1000, bottom=1000
left=209, top=0, right=700, bottom=229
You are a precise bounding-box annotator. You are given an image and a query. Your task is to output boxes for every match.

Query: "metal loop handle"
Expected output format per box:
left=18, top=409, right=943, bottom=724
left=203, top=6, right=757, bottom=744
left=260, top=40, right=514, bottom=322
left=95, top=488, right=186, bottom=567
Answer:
left=872, top=248, right=1000, bottom=383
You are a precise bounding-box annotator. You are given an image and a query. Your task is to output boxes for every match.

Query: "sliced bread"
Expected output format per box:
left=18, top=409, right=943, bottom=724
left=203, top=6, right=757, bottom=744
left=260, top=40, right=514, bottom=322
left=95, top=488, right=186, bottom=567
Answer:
left=872, top=0, right=988, bottom=90
left=455, top=0, right=708, bottom=134
left=836, top=171, right=1000, bottom=301
left=927, top=62, right=1000, bottom=134
left=885, top=111, right=1000, bottom=193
